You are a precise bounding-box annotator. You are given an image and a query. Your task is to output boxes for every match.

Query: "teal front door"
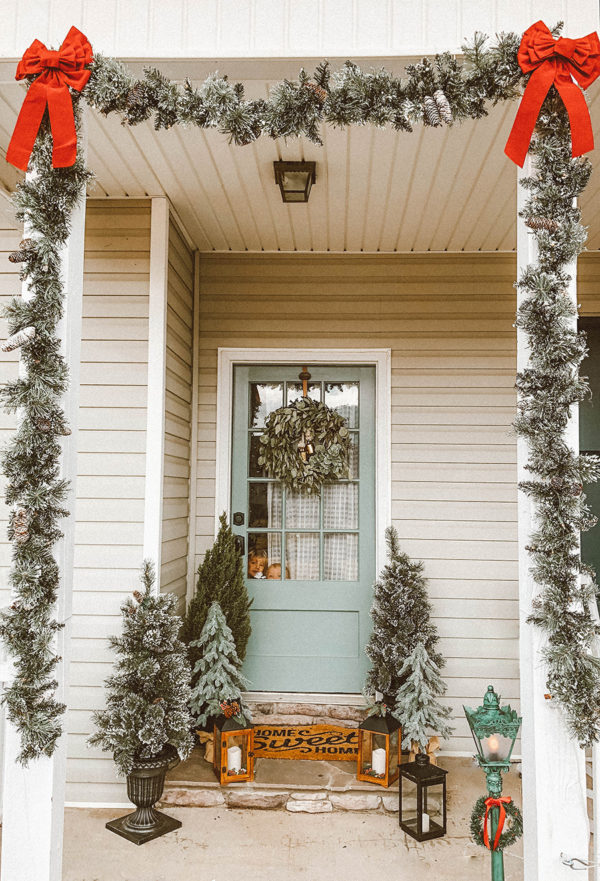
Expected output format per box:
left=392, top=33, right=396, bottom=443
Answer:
left=231, top=366, right=375, bottom=693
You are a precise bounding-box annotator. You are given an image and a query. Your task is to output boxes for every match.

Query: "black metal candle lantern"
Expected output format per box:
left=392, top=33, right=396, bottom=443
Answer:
left=356, top=713, right=400, bottom=787
left=399, top=753, right=448, bottom=841
left=213, top=714, right=255, bottom=785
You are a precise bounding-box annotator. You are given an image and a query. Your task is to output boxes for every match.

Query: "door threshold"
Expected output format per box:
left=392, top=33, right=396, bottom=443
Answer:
left=243, top=691, right=365, bottom=707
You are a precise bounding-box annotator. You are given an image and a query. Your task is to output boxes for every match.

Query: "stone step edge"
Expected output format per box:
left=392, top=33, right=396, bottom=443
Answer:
left=164, top=778, right=398, bottom=794
left=160, top=787, right=401, bottom=813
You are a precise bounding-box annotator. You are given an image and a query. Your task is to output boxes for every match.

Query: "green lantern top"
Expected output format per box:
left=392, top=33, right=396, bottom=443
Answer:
left=463, top=686, right=521, bottom=766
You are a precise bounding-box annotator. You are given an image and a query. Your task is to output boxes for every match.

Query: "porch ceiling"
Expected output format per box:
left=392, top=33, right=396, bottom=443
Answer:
left=1, top=61, right=600, bottom=253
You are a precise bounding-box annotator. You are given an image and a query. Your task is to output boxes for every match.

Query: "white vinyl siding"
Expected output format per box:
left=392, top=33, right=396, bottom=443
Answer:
left=161, top=217, right=194, bottom=610
left=195, top=252, right=519, bottom=754
left=0, top=0, right=596, bottom=57
left=67, top=199, right=151, bottom=804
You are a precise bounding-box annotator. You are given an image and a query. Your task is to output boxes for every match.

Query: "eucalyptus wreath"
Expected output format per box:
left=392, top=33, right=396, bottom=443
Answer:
left=470, top=796, right=523, bottom=851
left=258, top=397, right=351, bottom=494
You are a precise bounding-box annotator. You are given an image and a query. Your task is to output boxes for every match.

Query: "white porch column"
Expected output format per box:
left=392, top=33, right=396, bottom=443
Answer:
left=517, top=159, right=588, bottom=879
left=0, top=152, right=86, bottom=879
left=142, top=197, right=169, bottom=582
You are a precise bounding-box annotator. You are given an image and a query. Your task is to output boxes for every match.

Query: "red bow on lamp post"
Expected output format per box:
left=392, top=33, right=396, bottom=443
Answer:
left=483, top=796, right=512, bottom=851
left=6, top=26, right=93, bottom=172
left=505, top=20, right=600, bottom=167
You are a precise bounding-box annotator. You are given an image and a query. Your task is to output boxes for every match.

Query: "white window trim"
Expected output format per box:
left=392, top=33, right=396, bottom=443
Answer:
left=215, top=347, right=392, bottom=577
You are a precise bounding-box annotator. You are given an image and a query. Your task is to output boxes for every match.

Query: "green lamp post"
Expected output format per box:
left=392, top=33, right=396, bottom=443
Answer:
left=464, top=686, right=522, bottom=881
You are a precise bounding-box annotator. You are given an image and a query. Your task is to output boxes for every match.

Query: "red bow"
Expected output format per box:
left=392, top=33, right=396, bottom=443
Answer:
left=505, top=21, right=600, bottom=167
left=6, top=26, right=93, bottom=172
left=483, top=796, right=512, bottom=850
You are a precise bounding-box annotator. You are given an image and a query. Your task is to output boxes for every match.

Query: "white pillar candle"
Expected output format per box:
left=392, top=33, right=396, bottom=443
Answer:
left=422, top=812, right=430, bottom=833
left=371, top=747, right=387, bottom=776
left=227, top=745, right=242, bottom=774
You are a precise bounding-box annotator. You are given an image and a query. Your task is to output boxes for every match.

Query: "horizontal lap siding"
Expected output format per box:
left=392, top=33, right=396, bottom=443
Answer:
left=195, top=252, right=520, bottom=754
left=161, top=218, right=194, bottom=611
left=67, top=199, right=151, bottom=804
left=0, top=225, right=22, bottom=612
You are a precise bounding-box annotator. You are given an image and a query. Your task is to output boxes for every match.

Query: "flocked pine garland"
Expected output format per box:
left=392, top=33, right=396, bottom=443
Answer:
left=514, top=90, right=600, bottom=746
left=0, top=101, right=90, bottom=763
left=3, top=23, right=600, bottom=761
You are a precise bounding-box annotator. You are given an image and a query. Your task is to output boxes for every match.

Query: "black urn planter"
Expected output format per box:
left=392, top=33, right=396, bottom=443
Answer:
left=106, top=745, right=181, bottom=845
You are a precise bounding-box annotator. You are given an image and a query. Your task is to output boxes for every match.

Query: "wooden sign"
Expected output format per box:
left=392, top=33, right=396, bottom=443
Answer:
left=253, top=724, right=359, bottom=761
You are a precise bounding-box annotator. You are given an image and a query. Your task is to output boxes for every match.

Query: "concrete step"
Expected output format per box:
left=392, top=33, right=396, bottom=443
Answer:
left=161, top=746, right=452, bottom=814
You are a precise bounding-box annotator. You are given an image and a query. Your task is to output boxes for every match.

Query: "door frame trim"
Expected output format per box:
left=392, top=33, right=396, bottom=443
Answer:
left=216, top=347, right=392, bottom=576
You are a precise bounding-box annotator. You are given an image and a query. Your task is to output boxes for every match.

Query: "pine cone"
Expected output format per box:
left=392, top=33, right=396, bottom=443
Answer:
left=433, top=89, right=452, bottom=124
left=550, top=476, right=563, bottom=489
left=133, top=590, right=143, bottom=602
left=525, top=216, right=559, bottom=232
left=423, top=96, right=441, bottom=127
left=570, top=482, right=583, bottom=496
left=126, top=82, right=148, bottom=111
left=8, top=239, right=36, bottom=264
left=304, top=81, right=327, bottom=104
left=13, top=508, right=30, bottom=545
left=35, top=415, right=72, bottom=436
left=2, top=326, right=36, bottom=353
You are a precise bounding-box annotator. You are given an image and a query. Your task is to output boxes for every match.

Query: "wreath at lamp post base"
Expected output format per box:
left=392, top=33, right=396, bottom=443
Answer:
left=106, top=746, right=181, bottom=845
left=470, top=795, right=523, bottom=852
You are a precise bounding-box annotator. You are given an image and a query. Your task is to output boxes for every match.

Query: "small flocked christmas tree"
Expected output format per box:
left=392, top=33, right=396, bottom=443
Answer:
left=181, top=513, right=252, bottom=683
left=89, top=561, right=194, bottom=776
left=393, top=641, right=453, bottom=752
left=189, top=601, right=250, bottom=728
left=365, top=527, right=442, bottom=703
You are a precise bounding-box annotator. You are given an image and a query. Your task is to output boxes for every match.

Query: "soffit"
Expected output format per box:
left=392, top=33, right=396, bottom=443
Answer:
left=1, top=75, right=600, bottom=253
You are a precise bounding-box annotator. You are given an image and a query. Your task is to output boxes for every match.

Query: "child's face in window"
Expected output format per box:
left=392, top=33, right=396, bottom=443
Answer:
left=266, top=564, right=281, bottom=579
left=248, top=554, right=266, bottom=578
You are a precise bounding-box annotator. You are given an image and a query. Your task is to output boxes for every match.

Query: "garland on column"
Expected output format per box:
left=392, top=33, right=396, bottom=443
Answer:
left=515, top=92, right=600, bottom=745
left=3, top=20, right=600, bottom=760
left=0, top=105, right=90, bottom=763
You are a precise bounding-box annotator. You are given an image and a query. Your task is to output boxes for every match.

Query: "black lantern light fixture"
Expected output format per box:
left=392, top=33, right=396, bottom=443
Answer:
left=273, top=161, right=316, bottom=203
left=399, top=753, right=448, bottom=841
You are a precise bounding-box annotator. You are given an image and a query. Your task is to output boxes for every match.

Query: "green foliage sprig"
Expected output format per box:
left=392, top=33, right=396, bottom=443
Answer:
left=259, top=397, right=351, bottom=494
left=470, top=796, right=523, bottom=851
left=514, top=90, right=600, bottom=746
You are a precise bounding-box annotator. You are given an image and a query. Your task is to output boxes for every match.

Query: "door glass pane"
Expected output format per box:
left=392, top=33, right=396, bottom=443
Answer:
left=325, top=382, right=359, bottom=428
left=250, top=383, right=283, bottom=428
left=287, top=382, right=321, bottom=404
left=324, top=533, right=358, bottom=581
left=248, top=533, right=282, bottom=580
left=323, top=483, right=358, bottom=529
left=286, top=533, right=320, bottom=580
left=249, top=483, right=282, bottom=528
left=348, top=434, right=359, bottom=478
left=249, top=433, right=264, bottom=477
left=286, top=491, right=320, bottom=528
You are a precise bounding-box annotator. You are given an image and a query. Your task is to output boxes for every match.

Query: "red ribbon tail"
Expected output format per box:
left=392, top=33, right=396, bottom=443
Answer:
left=505, top=66, right=555, bottom=166
left=554, top=77, right=595, bottom=158
left=6, top=81, right=48, bottom=171
left=46, top=81, right=78, bottom=168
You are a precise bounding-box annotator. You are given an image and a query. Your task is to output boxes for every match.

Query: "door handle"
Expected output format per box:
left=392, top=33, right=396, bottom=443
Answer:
left=234, top=535, right=245, bottom=557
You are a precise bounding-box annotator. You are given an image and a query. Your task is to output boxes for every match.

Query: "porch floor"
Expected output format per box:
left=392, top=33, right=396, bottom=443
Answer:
left=62, top=756, right=524, bottom=880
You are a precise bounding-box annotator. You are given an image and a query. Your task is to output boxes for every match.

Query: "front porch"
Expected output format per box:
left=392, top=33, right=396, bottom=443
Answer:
left=1, top=9, right=600, bottom=877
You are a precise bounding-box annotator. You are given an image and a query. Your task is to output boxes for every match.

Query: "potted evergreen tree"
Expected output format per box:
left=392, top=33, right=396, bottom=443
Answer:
left=89, top=561, right=193, bottom=844
left=181, top=512, right=252, bottom=687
